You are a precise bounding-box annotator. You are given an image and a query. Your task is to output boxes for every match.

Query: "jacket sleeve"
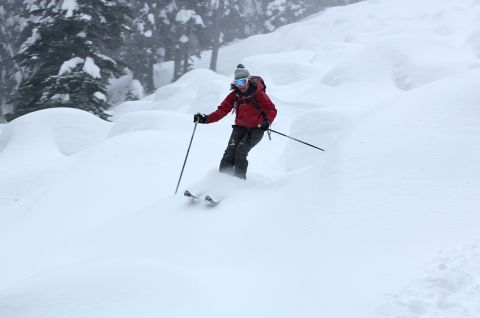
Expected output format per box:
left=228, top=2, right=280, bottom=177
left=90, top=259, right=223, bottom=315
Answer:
left=256, top=91, right=277, bottom=124
left=207, top=92, right=235, bottom=124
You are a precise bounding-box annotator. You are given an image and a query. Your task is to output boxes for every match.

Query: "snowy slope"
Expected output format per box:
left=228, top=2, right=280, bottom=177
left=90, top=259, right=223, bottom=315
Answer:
left=1, top=0, right=480, bottom=317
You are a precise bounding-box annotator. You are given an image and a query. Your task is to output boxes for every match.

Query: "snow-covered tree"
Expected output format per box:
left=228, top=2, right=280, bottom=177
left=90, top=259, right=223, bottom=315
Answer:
left=7, top=0, right=131, bottom=121
left=157, top=1, right=205, bottom=81
left=264, top=0, right=314, bottom=31
left=117, top=0, right=166, bottom=96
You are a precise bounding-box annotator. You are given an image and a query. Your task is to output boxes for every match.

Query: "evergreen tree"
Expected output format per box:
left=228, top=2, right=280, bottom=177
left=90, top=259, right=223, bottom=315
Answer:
left=158, top=1, right=205, bottom=81
left=219, top=0, right=244, bottom=43
left=264, top=0, right=314, bottom=31
left=118, top=0, right=167, bottom=97
left=7, top=0, right=131, bottom=121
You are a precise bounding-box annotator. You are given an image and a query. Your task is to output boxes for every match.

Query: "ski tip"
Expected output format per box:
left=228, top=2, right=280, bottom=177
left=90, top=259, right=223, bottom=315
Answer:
left=204, top=195, right=220, bottom=206
left=184, top=190, right=201, bottom=201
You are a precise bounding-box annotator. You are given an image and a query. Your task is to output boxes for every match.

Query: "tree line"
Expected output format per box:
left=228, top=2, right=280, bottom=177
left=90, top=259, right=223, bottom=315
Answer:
left=0, top=0, right=360, bottom=122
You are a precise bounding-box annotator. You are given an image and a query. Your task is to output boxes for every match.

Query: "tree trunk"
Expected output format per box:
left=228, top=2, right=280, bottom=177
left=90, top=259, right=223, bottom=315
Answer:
left=182, top=51, right=190, bottom=75
left=173, top=49, right=182, bottom=82
left=210, top=41, right=220, bottom=72
left=0, top=105, right=5, bottom=123
left=209, top=0, right=225, bottom=72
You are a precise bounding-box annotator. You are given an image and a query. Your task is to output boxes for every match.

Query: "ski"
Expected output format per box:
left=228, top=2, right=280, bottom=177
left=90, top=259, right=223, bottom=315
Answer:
left=204, top=195, right=221, bottom=206
left=184, top=190, right=201, bottom=202
left=184, top=190, right=221, bottom=207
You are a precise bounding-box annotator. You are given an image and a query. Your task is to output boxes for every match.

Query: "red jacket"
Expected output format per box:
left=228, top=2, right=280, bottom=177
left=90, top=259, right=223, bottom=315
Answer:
left=207, top=83, right=277, bottom=128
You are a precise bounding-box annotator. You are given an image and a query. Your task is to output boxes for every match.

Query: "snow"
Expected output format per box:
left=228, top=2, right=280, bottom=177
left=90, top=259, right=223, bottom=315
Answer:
left=19, top=27, right=41, bottom=54
left=51, top=93, right=70, bottom=101
left=59, top=57, right=102, bottom=79
left=58, top=57, right=84, bottom=75
left=2, top=0, right=480, bottom=317
left=175, top=8, right=204, bottom=26
left=376, top=243, right=480, bottom=317
left=61, top=0, right=78, bottom=18
left=147, top=13, right=155, bottom=25
left=83, top=57, right=101, bottom=78
left=128, top=79, right=145, bottom=100
left=95, top=53, right=116, bottom=64
left=178, top=34, right=189, bottom=43
left=94, top=91, right=107, bottom=101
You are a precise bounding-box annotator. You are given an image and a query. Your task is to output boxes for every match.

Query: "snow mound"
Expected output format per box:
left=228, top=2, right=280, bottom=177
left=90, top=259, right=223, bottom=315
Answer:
left=284, top=109, right=350, bottom=170
left=154, top=69, right=228, bottom=113
left=320, top=67, right=480, bottom=221
left=0, top=259, right=209, bottom=318
left=113, top=69, right=228, bottom=119
left=0, top=108, right=110, bottom=169
left=321, top=36, right=476, bottom=90
left=109, top=111, right=190, bottom=137
left=241, top=50, right=324, bottom=85
left=110, top=100, right=162, bottom=119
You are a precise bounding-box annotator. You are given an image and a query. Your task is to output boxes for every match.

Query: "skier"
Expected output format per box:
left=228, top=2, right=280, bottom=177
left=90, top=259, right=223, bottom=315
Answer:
left=194, top=64, right=277, bottom=179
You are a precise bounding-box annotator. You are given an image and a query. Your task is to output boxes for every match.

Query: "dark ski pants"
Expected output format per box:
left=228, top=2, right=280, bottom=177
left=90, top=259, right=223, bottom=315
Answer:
left=219, top=125, right=264, bottom=179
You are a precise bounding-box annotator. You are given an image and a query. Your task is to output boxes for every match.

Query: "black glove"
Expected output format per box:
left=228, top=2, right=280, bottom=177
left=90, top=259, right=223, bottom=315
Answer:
left=193, top=113, right=208, bottom=124
left=258, top=121, right=270, bottom=131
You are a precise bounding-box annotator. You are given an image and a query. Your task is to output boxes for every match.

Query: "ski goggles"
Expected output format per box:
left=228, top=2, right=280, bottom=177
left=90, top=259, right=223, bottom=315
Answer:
left=234, top=78, right=248, bottom=87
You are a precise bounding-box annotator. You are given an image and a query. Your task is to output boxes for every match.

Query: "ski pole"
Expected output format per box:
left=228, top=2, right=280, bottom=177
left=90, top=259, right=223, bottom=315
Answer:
left=268, top=128, right=325, bottom=151
left=174, top=122, right=198, bottom=194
